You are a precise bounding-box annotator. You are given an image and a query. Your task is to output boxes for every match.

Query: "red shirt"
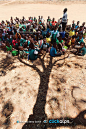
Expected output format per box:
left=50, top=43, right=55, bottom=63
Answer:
left=12, top=40, right=16, bottom=47
left=52, top=21, right=57, bottom=26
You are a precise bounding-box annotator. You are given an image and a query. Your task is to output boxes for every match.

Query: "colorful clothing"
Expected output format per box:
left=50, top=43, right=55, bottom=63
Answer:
left=6, top=45, right=12, bottom=51
left=50, top=47, right=57, bottom=57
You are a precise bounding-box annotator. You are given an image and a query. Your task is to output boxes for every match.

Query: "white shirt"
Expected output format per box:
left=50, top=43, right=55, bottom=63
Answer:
left=62, top=12, right=67, bottom=23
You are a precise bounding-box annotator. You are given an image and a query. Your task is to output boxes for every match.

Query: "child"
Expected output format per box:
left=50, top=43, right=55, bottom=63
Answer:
left=75, top=21, right=79, bottom=29
left=78, top=42, right=86, bottom=56
left=76, top=34, right=84, bottom=45
left=50, top=42, right=62, bottom=57
left=12, top=36, right=16, bottom=48
left=69, top=27, right=75, bottom=37
left=65, top=36, right=71, bottom=48
left=75, top=42, right=86, bottom=56
left=47, top=16, right=51, bottom=22
left=83, top=30, right=86, bottom=39
left=40, top=38, right=50, bottom=52
left=72, top=20, right=76, bottom=28
left=46, top=33, right=51, bottom=46
left=52, top=18, right=57, bottom=26
left=71, top=35, right=76, bottom=48
left=38, top=35, right=43, bottom=48
left=60, top=31, right=66, bottom=39
left=6, top=41, right=12, bottom=52
left=51, top=26, right=59, bottom=44
left=56, top=35, right=64, bottom=51
left=29, top=42, right=40, bottom=60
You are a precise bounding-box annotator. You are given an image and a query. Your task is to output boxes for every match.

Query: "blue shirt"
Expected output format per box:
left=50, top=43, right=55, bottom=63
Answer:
left=75, top=25, right=79, bottom=29
left=79, top=47, right=86, bottom=56
left=60, top=31, right=66, bottom=38
left=50, top=47, right=57, bottom=57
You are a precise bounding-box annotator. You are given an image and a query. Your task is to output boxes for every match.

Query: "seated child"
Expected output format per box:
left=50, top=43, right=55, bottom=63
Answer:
left=71, top=35, right=76, bottom=48
left=6, top=41, right=12, bottom=52
left=38, top=35, right=43, bottom=48
left=40, top=38, right=50, bottom=52
left=69, top=27, right=75, bottom=37
left=79, top=26, right=83, bottom=34
left=65, top=36, right=71, bottom=48
left=50, top=42, right=62, bottom=57
left=75, top=21, right=79, bottom=29
left=47, top=16, right=51, bottom=22
left=77, top=42, right=86, bottom=56
left=56, top=35, right=64, bottom=51
left=20, top=35, right=26, bottom=47
left=83, top=30, right=86, bottom=39
left=46, top=33, right=51, bottom=46
left=29, top=42, right=40, bottom=60
left=52, top=18, right=57, bottom=26
left=72, top=20, right=76, bottom=28
left=12, top=36, right=16, bottom=48
left=76, top=34, right=84, bottom=45
left=60, top=31, right=66, bottom=39
left=75, top=30, right=78, bottom=38
left=51, top=26, right=59, bottom=44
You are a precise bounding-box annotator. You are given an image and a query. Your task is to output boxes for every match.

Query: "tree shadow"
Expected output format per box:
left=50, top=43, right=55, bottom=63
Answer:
left=0, top=56, right=17, bottom=76
left=17, top=52, right=86, bottom=129
left=48, top=110, right=86, bottom=128
left=1, top=101, right=14, bottom=129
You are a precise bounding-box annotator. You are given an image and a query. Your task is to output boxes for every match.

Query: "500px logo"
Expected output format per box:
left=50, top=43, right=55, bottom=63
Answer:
left=49, top=119, right=70, bottom=124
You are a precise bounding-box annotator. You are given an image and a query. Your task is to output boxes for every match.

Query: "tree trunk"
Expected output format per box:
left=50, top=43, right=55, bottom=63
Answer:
left=22, top=72, right=50, bottom=129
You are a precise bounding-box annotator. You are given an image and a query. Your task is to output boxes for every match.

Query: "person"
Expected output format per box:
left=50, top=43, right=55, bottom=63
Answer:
left=83, top=30, right=86, bottom=39
left=62, top=8, right=68, bottom=31
left=74, top=42, right=86, bottom=56
left=60, top=31, right=66, bottom=39
left=38, top=35, right=43, bottom=48
left=46, top=33, right=51, bottom=46
left=50, top=42, right=62, bottom=57
left=51, top=26, right=59, bottom=44
left=47, top=16, right=51, bottom=22
left=40, top=38, right=50, bottom=52
left=65, top=36, right=71, bottom=48
left=12, top=36, right=16, bottom=48
left=72, top=20, right=76, bottom=28
left=29, top=42, right=40, bottom=60
left=71, top=35, right=76, bottom=48
left=41, top=16, right=45, bottom=24
left=69, top=27, right=75, bottom=37
left=52, top=18, right=57, bottom=26
left=78, top=42, right=86, bottom=56
left=6, top=41, right=12, bottom=52
left=75, top=21, right=79, bottom=29
left=76, top=34, right=84, bottom=45
left=56, top=35, right=64, bottom=51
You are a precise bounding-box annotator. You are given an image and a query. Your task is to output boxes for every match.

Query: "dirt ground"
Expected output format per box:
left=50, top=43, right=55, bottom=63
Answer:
left=0, top=2, right=86, bottom=129
left=0, top=2, right=86, bottom=24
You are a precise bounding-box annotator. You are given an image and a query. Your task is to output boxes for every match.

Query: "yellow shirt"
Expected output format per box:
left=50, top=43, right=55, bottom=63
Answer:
left=16, top=24, right=19, bottom=28
left=33, top=29, right=36, bottom=33
left=69, top=31, right=75, bottom=37
left=68, top=40, right=71, bottom=46
left=46, top=38, right=51, bottom=43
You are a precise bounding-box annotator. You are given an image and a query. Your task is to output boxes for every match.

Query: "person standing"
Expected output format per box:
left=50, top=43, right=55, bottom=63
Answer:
left=62, top=8, right=68, bottom=31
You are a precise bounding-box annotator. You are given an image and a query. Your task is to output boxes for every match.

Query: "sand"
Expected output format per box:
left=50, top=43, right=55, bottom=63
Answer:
left=0, top=2, right=86, bottom=129
left=0, top=2, right=86, bottom=24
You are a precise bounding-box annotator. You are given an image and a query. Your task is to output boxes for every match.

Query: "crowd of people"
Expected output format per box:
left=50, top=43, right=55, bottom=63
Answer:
left=0, top=11, right=86, bottom=60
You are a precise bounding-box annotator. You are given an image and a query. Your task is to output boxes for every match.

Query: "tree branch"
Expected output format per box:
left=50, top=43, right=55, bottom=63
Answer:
left=18, top=55, right=42, bottom=76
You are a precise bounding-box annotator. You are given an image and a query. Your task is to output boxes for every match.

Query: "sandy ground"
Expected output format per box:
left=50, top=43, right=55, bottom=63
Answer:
left=0, top=2, right=86, bottom=24
left=0, top=2, right=86, bottom=129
